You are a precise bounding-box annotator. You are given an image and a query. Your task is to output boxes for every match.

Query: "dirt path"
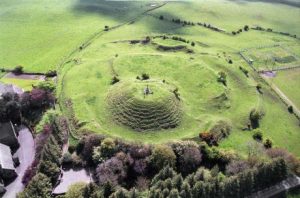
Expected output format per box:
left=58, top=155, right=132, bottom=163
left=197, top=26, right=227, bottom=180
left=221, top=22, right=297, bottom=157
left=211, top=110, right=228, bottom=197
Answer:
left=3, top=127, right=35, bottom=198
left=269, top=81, right=300, bottom=119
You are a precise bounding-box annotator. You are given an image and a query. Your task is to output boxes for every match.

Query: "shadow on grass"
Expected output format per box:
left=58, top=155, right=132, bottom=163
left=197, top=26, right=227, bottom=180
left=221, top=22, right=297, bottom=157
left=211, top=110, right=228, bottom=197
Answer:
left=228, top=0, right=300, bottom=8
left=72, top=0, right=188, bottom=35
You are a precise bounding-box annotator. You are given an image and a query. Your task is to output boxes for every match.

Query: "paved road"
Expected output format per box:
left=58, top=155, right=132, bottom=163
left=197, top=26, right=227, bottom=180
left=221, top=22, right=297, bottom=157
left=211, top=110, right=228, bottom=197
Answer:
left=3, top=127, right=35, bottom=198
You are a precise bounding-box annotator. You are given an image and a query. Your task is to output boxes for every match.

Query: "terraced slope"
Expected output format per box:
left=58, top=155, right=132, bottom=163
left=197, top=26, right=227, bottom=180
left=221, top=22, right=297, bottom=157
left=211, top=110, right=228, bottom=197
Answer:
left=107, top=81, right=182, bottom=131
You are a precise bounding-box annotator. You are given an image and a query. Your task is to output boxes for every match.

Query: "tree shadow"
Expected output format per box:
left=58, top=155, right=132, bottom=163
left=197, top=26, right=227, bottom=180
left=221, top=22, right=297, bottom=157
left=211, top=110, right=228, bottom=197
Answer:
left=228, top=0, right=300, bottom=8
left=72, top=0, right=187, bottom=35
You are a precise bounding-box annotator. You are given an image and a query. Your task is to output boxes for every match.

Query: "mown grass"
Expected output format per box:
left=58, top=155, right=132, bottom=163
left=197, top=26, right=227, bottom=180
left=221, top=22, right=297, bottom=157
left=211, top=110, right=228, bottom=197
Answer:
left=272, top=68, right=300, bottom=108
left=0, top=78, right=40, bottom=91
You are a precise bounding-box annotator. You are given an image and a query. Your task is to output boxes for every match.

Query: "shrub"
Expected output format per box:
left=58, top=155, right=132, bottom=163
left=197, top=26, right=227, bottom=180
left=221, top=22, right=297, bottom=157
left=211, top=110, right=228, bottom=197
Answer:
left=18, top=173, right=52, bottom=198
left=62, top=152, right=73, bottom=165
left=232, top=31, right=236, bottom=35
left=228, top=59, right=233, bottom=64
left=65, top=182, right=87, bottom=198
left=191, top=42, right=195, bottom=47
left=264, top=138, right=273, bottom=149
left=36, top=81, right=56, bottom=92
left=96, top=154, right=128, bottom=186
left=288, top=106, right=294, bottom=113
left=68, top=145, right=76, bottom=154
left=199, top=132, right=216, bottom=146
left=209, top=120, right=232, bottom=142
left=12, top=65, right=23, bottom=75
left=252, top=129, right=263, bottom=141
left=100, top=138, right=117, bottom=158
left=37, top=160, right=60, bottom=185
left=217, top=71, right=227, bottom=86
left=244, top=25, right=249, bottom=31
left=81, top=134, right=104, bottom=164
left=111, top=76, right=120, bottom=85
left=141, top=73, right=150, bottom=80
left=45, top=70, right=57, bottom=77
left=226, top=160, right=249, bottom=175
left=266, top=148, right=300, bottom=176
left=159, top=15, right=164, bottom=20
left=249, top=108, right=264, bottom=129
left=178, top=146, right=202, bottom=175
left=150, top=145, right=176, bottom=170
left=72, top=153, right=85, bottom=167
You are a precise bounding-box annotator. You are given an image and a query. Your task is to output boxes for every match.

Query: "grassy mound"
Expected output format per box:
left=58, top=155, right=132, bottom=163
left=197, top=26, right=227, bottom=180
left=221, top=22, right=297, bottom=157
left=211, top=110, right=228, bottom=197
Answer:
left=107, top=80, right=182, bottom=131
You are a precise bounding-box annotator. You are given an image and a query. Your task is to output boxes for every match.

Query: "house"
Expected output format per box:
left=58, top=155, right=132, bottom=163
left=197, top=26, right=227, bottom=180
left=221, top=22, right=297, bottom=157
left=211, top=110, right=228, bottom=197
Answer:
left=0, top=143, right=17, bottom=182
left=0, top=122, right=19, bottom=152
left=0, top=82, right=23, bottom=97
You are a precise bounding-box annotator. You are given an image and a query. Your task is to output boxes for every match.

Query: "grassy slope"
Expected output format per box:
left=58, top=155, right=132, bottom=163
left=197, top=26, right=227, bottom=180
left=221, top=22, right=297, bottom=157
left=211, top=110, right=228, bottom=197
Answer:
left=62, top=3, right=300, bottom=156
left=1, top=0, right=299, bottom=156
left=0, top=0, right=148, bottom=72
left=150, top=0, right=300, bottom=35
left=272, top=68, right=300, bottom=108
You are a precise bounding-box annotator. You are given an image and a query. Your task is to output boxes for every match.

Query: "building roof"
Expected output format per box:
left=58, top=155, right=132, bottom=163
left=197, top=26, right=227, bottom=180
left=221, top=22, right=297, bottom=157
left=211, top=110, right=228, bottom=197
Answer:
left=0, top=82, right=23, bottom=96
left=0, top=143, right=15, bottom=170
left=0, top=122, right=17, bottom=143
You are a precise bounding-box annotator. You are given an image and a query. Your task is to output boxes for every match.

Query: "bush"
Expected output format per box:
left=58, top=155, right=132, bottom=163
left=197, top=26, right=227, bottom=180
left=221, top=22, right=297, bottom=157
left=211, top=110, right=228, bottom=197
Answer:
left=159, top=15, right=164, bottom=20
left=141, top=73, right=150, bottom=80
left=252, top=129, right=263, bottom=141
left=96, top=153, right=130, bottom=186
left=62, top=152, right=73, bottom=165
left=226, top=160, right=249, bottom=175
left=249, top=108, right=264, bottom=129
left=151, top=145, right=176, bottom=170
left=36, top=81, right=56, bottom=92
left=81, top=134, right=104, bottom=164
left=65, top=182, right=87, bottom=198
left=45, top=70, right=57, bottom=77
left=100, top=138, right=117, bottom=158
left=12, top=65, right=23, bottom=75
left=178, top=146, right=202, bottom=175
left=244, top=25, right=249, bottom=31
left=266, top=148, right=300, bottom=176
left=72, top=153, right=85, bottom=167
left=111, top=76, right=120, bottom=85
left=217, top=71, right=227, bottom=86
left=199, top=132, right=216, bottom=146
left=263, top=138, right=273, bottom=149
left=288, top=106, right=294, bottom=113
left=18, top=173, right=52, bottom=198
left=228, top=59, right=233, bottom=64
left=191, top=42, right=195, bottom=47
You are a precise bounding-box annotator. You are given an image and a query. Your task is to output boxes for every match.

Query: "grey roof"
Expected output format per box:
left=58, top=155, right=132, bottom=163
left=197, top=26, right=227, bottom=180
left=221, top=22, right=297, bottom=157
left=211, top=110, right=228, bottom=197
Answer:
left=0, top=122, right=17, bottom=141
left=0, top=82, right=23, bottom=96
left=0, top=143, right=15, bottom=170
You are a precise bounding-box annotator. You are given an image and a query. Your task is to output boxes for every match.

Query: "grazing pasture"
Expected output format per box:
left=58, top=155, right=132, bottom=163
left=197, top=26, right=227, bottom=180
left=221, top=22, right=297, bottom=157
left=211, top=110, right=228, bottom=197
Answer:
left=1, top=0, right=300, bottom=156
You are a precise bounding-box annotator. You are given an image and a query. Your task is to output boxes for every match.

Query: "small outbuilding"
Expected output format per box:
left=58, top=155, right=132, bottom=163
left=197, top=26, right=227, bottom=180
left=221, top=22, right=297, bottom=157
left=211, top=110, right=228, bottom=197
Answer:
left=0, top=82, right=22, bottom=97
left=0, top=122, right=19, bottom=152
left=0, top=143, right=17, bottom=181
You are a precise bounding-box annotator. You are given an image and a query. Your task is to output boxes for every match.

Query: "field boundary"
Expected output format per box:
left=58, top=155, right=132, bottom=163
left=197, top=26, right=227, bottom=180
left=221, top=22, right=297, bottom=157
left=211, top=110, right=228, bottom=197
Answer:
left=239, top=48, right=300, bottom=120
left=239, top=44, right=300, bottom=72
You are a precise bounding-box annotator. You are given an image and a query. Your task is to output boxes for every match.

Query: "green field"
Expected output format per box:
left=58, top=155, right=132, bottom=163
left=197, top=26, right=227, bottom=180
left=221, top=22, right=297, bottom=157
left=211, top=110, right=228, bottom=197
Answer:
left=272, top=68, right=300, bottom=108
left=243, top=45, right=300, bottom=71
left=1, top=0, right=300, bottom=157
